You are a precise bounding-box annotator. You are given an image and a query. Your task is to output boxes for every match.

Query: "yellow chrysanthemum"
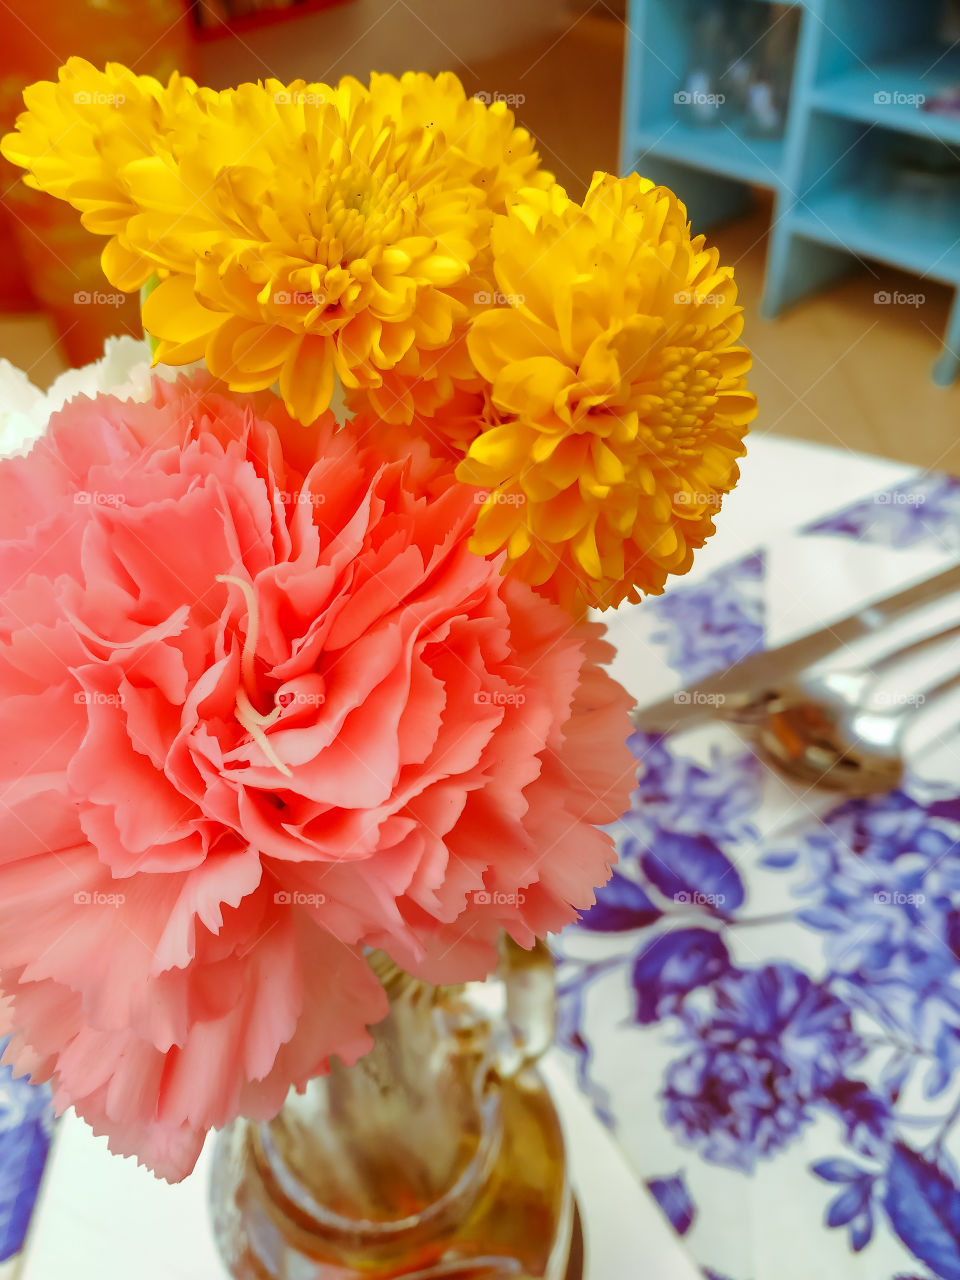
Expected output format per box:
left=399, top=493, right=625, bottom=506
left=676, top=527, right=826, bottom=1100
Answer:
left=340, top=72, right=555, bottom=427
left=1, top=62, right=553, bottom=425
left=0, top=59, right=207, bottom=290
left=456, top=172, right=757, bottom=612
left=367, top=72, right=553, bottom=214
left=343, top=310, right=487, bottom=433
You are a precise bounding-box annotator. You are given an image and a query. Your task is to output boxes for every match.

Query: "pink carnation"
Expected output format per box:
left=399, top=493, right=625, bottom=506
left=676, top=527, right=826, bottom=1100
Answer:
left=0, top=375, right=634, bottom=1180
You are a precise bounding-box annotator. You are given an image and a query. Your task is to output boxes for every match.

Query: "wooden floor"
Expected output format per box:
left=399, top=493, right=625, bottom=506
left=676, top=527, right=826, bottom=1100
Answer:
left=711, top=202, right=960, bottom=475
left=3, top=6, right=958, bottom=475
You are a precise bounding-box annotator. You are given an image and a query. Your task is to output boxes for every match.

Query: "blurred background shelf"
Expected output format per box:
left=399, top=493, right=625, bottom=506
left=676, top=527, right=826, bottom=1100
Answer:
left=809, top=47, right=960, bottom=144
left=621, top=0, right=960, bottom=385
left=630, top=120, right=787, bottom=186
left=792, top=186, right=960, bottom=284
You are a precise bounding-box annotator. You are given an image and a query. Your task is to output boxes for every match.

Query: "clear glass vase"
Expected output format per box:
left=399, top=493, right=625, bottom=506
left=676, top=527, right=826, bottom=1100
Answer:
left=209, top=939, right=580, bottom=1279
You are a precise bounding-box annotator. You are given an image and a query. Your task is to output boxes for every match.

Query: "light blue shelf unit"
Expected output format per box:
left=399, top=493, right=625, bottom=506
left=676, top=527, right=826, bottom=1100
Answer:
left=620, top=0, right=960, bottom=385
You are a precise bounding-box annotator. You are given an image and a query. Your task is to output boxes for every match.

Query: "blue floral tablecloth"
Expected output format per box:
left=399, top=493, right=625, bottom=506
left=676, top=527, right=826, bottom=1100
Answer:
left=0, top=1039, right=53, bottom=1263
left=556, top=465, right=960, bottom=1280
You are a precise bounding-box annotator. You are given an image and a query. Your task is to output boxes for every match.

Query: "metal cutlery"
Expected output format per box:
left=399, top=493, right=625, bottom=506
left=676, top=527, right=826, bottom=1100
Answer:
left=632, top=563, right=960, bottom=736
left=631, top=563, right=960, bottom=792
left=759, top=655, right=960, bottom=794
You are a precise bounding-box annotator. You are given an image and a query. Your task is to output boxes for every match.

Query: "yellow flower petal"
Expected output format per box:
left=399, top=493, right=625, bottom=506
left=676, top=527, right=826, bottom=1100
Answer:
left=142, top=275, right=221, bottom=348
left=571, top=521, right=603, bottom=579
left=464, top=423, right=532, bottom=475
left=100, top=238, right=152, bottom=293
left=490, top=357, right=577, bottom=420
left=468, top=310, right=561, bottom=383
left=278, top=337, right=335, bottom=425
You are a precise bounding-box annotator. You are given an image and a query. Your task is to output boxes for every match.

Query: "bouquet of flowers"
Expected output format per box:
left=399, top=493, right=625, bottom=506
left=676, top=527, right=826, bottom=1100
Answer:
left=0, top=59, right=755, bottom=1183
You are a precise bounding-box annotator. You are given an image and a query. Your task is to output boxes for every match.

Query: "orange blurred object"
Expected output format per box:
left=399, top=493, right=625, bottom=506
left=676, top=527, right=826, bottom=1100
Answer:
left=0, top=0, right=196, bottom=366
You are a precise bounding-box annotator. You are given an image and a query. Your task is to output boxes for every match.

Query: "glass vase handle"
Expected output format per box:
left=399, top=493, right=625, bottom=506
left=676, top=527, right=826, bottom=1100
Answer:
left=443, top=936, right=555, bottom=1080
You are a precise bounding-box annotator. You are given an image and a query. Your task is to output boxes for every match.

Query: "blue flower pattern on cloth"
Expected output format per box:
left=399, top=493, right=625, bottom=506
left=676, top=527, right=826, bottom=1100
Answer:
left=557, top=636, right=960, bottom=1280
left=803, top=473, right=960, bottom=554
left=663, top=963, right=872, bottom=1173
left=0, top=1038, right=54, bottom=1261
left=646, top=551, right=766, bottom=683
left=646, top=1172, right=696, bottom=1235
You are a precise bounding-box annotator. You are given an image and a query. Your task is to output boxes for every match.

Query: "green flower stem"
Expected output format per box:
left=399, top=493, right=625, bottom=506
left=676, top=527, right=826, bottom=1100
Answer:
left=139, top=275, right=160, bottom=359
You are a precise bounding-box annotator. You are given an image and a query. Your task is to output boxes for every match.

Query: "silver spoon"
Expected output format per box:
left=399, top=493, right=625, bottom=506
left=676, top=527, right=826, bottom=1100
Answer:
left=755, top=624, right=960, bottom=793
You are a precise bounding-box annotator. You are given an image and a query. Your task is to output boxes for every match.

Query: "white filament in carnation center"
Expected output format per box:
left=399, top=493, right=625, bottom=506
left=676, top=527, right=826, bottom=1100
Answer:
left=216, top=573, right=293, bottom=778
